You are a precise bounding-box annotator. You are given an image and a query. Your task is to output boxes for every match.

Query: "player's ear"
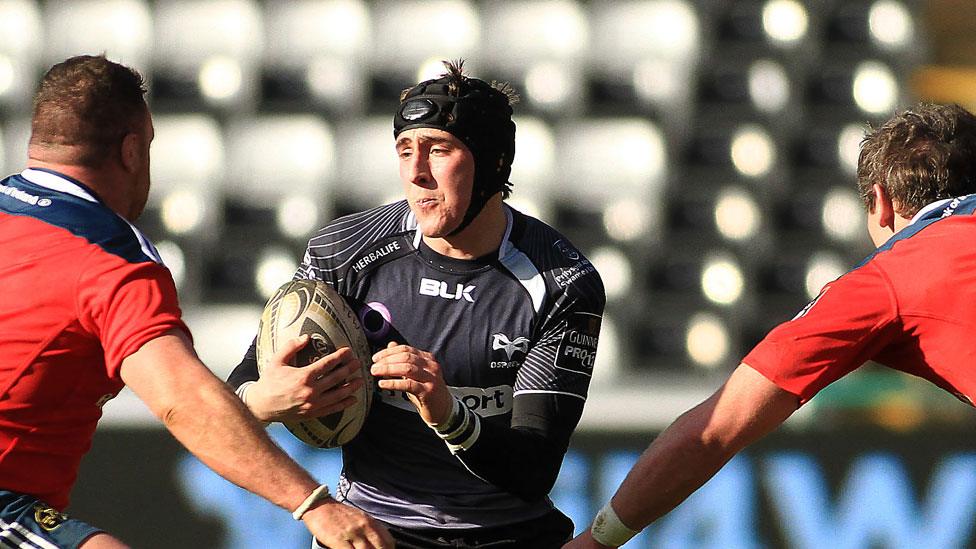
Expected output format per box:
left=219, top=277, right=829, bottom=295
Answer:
left=870, top=183, right=896, bottom=230
left=120, top=131, right=140, bottom=174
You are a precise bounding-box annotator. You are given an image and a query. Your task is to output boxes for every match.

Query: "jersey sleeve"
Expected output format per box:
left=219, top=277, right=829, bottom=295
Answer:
left=743, top=261, right=899, bottom=404
left=514, top=277, right=606, bottom=401
left=76, top=250, right=189, bottom=380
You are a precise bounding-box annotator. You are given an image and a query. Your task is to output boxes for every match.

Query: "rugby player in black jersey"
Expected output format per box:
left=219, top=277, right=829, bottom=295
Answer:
left=230, top=60, right=606, bottom=549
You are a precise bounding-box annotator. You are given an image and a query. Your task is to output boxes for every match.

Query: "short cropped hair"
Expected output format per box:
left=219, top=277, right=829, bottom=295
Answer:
left=857, top=103, right=976, bottom=217
left=30, top=55, right=148, bottom=167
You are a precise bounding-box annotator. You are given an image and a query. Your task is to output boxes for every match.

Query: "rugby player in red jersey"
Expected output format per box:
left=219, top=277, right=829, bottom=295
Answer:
left=565, top=103, right=976, bottom=548
left=0, top=55, right=391, bottom=549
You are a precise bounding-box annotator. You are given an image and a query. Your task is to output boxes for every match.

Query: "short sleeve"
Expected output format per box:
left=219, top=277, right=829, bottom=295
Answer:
left=743, top=261, right=899, bottom=404
left=77, top=251, right=190, bottom=379
left=514, top=279, right=606, bottom=401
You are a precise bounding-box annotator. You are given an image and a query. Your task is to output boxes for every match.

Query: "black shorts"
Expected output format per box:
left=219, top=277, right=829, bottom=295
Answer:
left=0, top=490, right=102, bottom=549
left=316, top=509, right=574, bottom=549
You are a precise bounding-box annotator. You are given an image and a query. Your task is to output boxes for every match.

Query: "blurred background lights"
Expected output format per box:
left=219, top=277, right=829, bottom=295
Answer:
left=686, top=312, right=730, bottom=369
left=748, top=59, right=790, bottom=113
left=255, top=248, right=298, bottom=298
left=590, top=246, right=633, bottom=301
left=822, top=187, right=866, bottom=242
left=276, top=195, right=320, bottom=240
left=603, top=199, right=650, bottom=242
left=838, top=123, right=866, bottom=175
left=762, top=0, right=809, bottom=47
left=731, top=125, right=776, bottom=178
left=199, top=56, right=243, bottom=101
left=805, top=251, right=847, bottom=299
left=701, top=256, right=745, bottom=306
left=590, top=315, right=621, bottom=387
left=634, top=59, right=683, bottom=106
left=155, top=241, right=186, bottom=290
left=306, top=57, right=356, bottom=104
left=160, top=190, right=204, bottom=235
left=524, top=62, right=573, bottom=108
left=869, top=0, right=914, bottom=50
left=715, top=188, right=761, bottom=241
left=417, top=57, right=453, bottom=83
left=853, top=61, right=899, bottom=115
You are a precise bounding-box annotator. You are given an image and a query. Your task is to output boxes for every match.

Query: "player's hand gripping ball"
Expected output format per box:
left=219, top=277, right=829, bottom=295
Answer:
left=256, top=280, right=373, bottom=448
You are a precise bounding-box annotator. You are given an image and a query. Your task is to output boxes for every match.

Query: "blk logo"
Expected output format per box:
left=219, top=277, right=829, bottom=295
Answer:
left=419, top=277, right=475, bottom=302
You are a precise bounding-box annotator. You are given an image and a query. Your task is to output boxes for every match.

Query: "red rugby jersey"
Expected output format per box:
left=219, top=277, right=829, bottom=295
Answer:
left=745, top=195, right=976, bottom=406
left=0, top=168, right=188, bottom=510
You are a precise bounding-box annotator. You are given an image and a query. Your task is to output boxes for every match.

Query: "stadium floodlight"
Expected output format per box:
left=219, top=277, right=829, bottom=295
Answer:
left=0, top=0, right=41, bottom=107
left=804, top=251, right=846, bottom=299
left=701, top=254, right=745, bottom=306
left=590, top=246, right=633, bottom=301
left=155, top=241, right=187, bottom=290
left=686, top=312, right=730, bottom=369
left=255, top=247, right=298, bottom=299
left=853, top=61, right=898, bottom=115
left=603, top=199, right=653, bottom=242
left=508, top=116, right=555, bottom=222
left=748, top=59, right=790, bottom=114
left=160, top=190, right=205, bottom=236
left=762, top=0, right=809, bottom=48
left=715, top=187, right=761, bottom=242
left=869, top=0, right=914, bottom=51
left=838, top=123, right=865, bottom=175
left=822, top=187, right=865, bottom=242
left=731, top=124, right=776, bottom=178
left=276, top=194, right=321, bottom=240
left=182, top=304, right=262, bottom=379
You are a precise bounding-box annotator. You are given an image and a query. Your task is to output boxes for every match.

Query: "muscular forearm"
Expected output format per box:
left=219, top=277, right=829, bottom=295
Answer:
left=122, top=332, right=317, bottom=513
left=162, top=371, right=319, bottom=512
left=605, top=364, right=799, bottom=535
left=611, top=400, right=738, bottom=531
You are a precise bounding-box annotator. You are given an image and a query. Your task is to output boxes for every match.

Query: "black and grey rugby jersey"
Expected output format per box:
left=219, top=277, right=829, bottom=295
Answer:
left=230, top=200, right=605, bottom=529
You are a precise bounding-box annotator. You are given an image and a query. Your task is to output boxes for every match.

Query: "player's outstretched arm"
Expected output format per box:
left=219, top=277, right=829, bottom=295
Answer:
left=120, top=330, right=393, bottom=548
left=564, top=364, right=799, bottom=548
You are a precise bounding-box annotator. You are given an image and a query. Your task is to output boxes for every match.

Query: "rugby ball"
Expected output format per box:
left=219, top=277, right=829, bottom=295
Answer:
left=256, top=279, right=373, bottom=448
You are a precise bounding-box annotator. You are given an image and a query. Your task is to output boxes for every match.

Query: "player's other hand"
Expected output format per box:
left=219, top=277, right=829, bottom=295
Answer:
left=371, top=341, right=452, bottom=426
left=303, top=497, right=394, bottom=549
left=563, top=530, right=615, bottom=549
left=246, top=335, right=364, bottom=423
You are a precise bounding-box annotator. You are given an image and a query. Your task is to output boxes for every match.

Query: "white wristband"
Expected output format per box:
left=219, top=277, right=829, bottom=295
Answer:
left=591, top=501, right=638, bottom=547
left=292, top=484, right=330, bottom=520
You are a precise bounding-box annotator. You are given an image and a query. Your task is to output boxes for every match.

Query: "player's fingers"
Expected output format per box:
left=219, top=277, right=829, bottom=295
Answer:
left=370, top=341, right=408, bottom=362
left=376, top=377, right=423, bottom=394
left=305, top=394, right=359, bottom=417
left=270, top=334, right=310, bottom=367
left=305, top=347, right=355, bottom=376
left=310, top=358, right=361, bottom=387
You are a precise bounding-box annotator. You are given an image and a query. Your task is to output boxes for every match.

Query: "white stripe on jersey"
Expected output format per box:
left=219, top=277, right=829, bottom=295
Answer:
left=21, top=169, right=97, bottom=203
left=499, top=207, right=547, bottom=314
left=513, top=389, right=587, bottom=401
left=0, top=519, right=60, bottom=549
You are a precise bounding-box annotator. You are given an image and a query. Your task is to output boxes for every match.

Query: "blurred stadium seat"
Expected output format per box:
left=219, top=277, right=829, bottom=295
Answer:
left=43, top=0, right=153, bottom=74
left=262, top=0, right=372, bottom=112
left=0, top=0, right=42, bottom=110
left=153, top=0, right=264, bottom=111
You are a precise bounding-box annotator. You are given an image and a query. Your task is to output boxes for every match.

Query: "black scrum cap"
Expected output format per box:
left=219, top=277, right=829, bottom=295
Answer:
left=394, top=60, right=517, bottom=235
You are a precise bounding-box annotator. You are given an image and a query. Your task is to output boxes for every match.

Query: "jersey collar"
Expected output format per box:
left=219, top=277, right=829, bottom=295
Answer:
left=21, top=168, right=104, bottom=205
